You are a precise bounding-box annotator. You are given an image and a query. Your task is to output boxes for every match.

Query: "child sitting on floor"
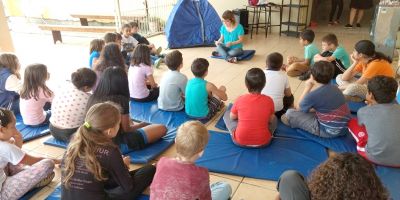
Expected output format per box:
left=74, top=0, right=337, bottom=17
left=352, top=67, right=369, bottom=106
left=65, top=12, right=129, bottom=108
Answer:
left=62, top=102, right=156, bottom=199
left=0, top=108, right=56, bottom=199
left=50, top=68, right=97, bottom=142
left=348, top=76, right=400, bottom=167
left=88, top=39, right=105, bottom=68
left=313, top=33, right=350, bottom=78
left=0, top=53, right=22, bottom=114
left=286, top=29, right=320, bottom=80
left=20, top=64, right=53, bottom=126
left=185, top=58, right=227, bottom=120
left=158, top=50, right=188, bottom=111
left=277, top=153, right=388, bottom=200
left=150, top=121, right=232, bottom=200
left=129, top=21, right=162, bottom=55
left=281, top=61, right=351, bottom=138
left=223, top=68, right=277, bottom=147
left=129, top=44, right=159, bottom=102
left=261, top=52, right=294, bottom=118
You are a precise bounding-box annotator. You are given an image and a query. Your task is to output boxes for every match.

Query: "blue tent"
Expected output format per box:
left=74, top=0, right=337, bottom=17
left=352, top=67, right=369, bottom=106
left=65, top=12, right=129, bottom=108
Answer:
left=165, top=0, right=222, bottom=49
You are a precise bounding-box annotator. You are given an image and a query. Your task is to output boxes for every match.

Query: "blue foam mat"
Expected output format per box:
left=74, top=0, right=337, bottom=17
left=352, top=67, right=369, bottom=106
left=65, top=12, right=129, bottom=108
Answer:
left=296, top=129, right=357, bottom=153
left=46, top=186, right=149, bottom=200
left=19, top=187, right=43, bottom=200
left=375, top=166, right=400, bottom=200
left=44, top=128, right=177, bottom=164
left=15, top=114, right=50, bottom=142
left=129, top=100, right=210, bottom=129
left=196, top=131, right=328, bottom=181
left=347, top=101, right=366, bottom=113
left=211, top=50, right=256, bottom=61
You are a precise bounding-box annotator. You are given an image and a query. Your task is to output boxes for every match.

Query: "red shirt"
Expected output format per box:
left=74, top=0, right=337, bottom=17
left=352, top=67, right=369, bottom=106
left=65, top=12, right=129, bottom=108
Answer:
left=231, top=93, right=274, bottom=146
left=150, top=157, right=211, bottom=200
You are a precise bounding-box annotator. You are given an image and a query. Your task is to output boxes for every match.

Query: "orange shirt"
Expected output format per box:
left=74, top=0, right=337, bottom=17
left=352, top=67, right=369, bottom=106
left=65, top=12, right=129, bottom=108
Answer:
left=353, top=59, right=394, bottom=80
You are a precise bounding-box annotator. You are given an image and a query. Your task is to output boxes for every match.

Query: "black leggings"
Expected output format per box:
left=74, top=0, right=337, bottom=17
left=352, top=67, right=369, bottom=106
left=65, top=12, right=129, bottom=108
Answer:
left=329, top=0, right=343, bottom=21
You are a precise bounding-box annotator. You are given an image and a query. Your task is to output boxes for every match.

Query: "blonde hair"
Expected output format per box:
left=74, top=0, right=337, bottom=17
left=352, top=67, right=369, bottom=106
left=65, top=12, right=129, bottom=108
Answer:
left=0, top=53, right=21, bottom=79
left=63, top=102, right=121, bottom=188
left=175, top=121, right=209, bottom=158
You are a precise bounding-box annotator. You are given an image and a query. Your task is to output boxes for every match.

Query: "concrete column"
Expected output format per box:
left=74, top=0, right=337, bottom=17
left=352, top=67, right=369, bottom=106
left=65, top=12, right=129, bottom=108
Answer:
left=0, top=0, right=14, bottom=52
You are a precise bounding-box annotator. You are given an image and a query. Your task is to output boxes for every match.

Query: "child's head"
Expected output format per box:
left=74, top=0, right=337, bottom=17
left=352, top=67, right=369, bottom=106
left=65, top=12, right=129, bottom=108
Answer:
left=20, top=63, right=52, bottom=100
left=131, top=44, right=151, bottom=66
left=310, top=61, right=334, bottom=84
left=191, top=58, right=209, bottom=78
left=89, top=39, right=105, bottom=54
left=121, top=24, right=132, bottom=37
left=299, top=29, right=315, bottom=45
left=94, top=43, right=125, bottom=72
left=91, top=66, right=130, bottom=104
left=175, top=121, right=209, bottom=160
left=245, top=68, right=266, bottom=93
left=266, top=52, right=283, bottom=71
left=165, top=50, right=183, bottom=71
left=0, top=53, right=21, bottom=78
left=129, top=21, right=139, bottom=34
left=367, top=75, right=398, bottom=104
left=71, top=68, right=97, bottom=92
left=308, top=153, right=388, bottom=200
left=103, top=32, right=117, bottom=44
left=0, top=108, right=17, bottom=142
left=222, top=10, right=236, bottom=26
left=63, top=102, right=121, bottom=187
left=353, top=40, right=392, bottom=64
left=321, top=33, right=338, bottom=52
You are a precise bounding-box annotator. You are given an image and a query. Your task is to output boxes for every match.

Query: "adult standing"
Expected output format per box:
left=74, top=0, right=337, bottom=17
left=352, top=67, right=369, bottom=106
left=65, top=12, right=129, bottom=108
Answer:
left=345, top=0, right=374, bottom=28
left=213, top=10, right=244, bottom=63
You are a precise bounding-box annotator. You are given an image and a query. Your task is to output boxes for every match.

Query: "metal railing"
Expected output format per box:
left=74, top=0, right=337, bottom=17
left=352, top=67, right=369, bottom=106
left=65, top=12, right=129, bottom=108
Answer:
left=119, top=0, right=177, bottom=36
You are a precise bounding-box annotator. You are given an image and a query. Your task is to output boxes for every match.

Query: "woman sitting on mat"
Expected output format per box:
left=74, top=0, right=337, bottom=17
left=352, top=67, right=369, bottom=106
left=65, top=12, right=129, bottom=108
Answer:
left=213, top=10, right=244, bottom=63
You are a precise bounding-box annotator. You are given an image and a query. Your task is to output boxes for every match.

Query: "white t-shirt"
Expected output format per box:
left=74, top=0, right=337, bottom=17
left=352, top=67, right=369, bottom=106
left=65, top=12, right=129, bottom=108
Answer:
left=50, top=84, right=91, bottom=129
left=0, top=141, right=25, bottom=191
left=5, top=74, right=22, bottom=92
left=261, top=70, right=290, bottom=111
left=121, top=35, right=139, bottom=52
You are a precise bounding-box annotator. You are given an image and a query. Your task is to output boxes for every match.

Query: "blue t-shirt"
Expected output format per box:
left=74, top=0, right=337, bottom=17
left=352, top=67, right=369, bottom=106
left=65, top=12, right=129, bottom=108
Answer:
left=300, top=84, right=351, bottom=136
left=185, top=78, right=208, bottom=118
left=332, top=46, right=350, bottom=68
left=89, top=51, right=100, bottom=68
left=304, top=43, right=319, bottom=65
left=220, top=24, right=244, bottom=49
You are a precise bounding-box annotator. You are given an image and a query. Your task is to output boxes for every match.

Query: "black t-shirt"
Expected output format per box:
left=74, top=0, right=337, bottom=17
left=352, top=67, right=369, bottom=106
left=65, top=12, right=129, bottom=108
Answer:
left=132, top=33, right=150, bottom=45
left=61, top=145, right=133, bottom=200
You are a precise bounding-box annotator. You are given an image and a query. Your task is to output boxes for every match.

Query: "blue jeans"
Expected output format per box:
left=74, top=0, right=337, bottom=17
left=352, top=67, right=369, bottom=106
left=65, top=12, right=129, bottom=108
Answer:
left=150, top=55, right=159, bottom=65
left=216, top=44, right=243, bottom=60
left=211, top=181, right=232, bottom=200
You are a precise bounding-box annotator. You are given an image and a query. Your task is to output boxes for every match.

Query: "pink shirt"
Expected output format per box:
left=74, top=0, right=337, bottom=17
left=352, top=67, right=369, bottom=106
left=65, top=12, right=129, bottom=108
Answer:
left=150, top=157, right=211, bottom=200
left=128, top=63, right=152, bottom=99
left=20, top=88, right=53, bottom=125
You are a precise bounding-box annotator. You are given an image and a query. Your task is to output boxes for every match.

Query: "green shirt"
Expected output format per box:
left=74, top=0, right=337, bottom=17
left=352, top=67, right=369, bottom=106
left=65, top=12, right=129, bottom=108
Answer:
left=185, top=78, right=208, bottom=117
left=332, top=46, right=351, bottom=68
left=220, top=24, right=244, bottom=49
left=304, top=43, right=320, bottom=65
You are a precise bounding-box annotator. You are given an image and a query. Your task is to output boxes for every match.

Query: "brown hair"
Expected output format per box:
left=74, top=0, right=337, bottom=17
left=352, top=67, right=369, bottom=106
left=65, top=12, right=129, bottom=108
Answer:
left=63, top=102, right=121, bottom=188
left=175, top=121, right=209, bottom=158
left=131, top=44, right=151, bottom=66
left=0, top=53, right=21, bottom=79
left=89, top=39, right=105, bottom=54
left=322, top=33, right=338, bottom=47
left=165, top=50, right=183, bottom=71
left=20, top=64, right=53, bottom=100
left=71, top=68, right=97, bottom=90
left=93, top=43, right=126, bottom=72
left=104, top=32, right=117, bottom=44
left=222, top=10, right=235, bottom=24
left=308, top=153, right=388, bottom=200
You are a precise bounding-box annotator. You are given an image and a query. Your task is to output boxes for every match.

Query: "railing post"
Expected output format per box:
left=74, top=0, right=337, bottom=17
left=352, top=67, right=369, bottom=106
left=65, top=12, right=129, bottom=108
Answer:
left=114, top=0, right=122, bottom=32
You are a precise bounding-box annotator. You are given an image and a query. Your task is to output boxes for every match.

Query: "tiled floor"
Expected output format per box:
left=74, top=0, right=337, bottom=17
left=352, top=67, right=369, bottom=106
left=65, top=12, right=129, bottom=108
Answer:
left=11, top=24, right=396, bottom=199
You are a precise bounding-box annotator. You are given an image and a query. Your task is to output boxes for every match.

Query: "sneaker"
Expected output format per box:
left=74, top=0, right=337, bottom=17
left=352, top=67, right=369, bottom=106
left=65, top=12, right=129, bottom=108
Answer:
left=34, top=172, right=55, bottom=188
left=328, top=21, right=334, bottom=26
left=212, top=51, right=220, bottom=57
left=356, top=23, right=361, bottom=28
left=280, top=114, right=290, bottom=126
left=155, top=47, right=162, bottom=55
left=153, top=58, right=163, bottom=68
left=334, top=20, right=340, bottom=25
left=344, top=24, right=353, bottom=29
left=227, top=57, right=238, bottom=63
left=298, top=71, right=311, bottom=81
